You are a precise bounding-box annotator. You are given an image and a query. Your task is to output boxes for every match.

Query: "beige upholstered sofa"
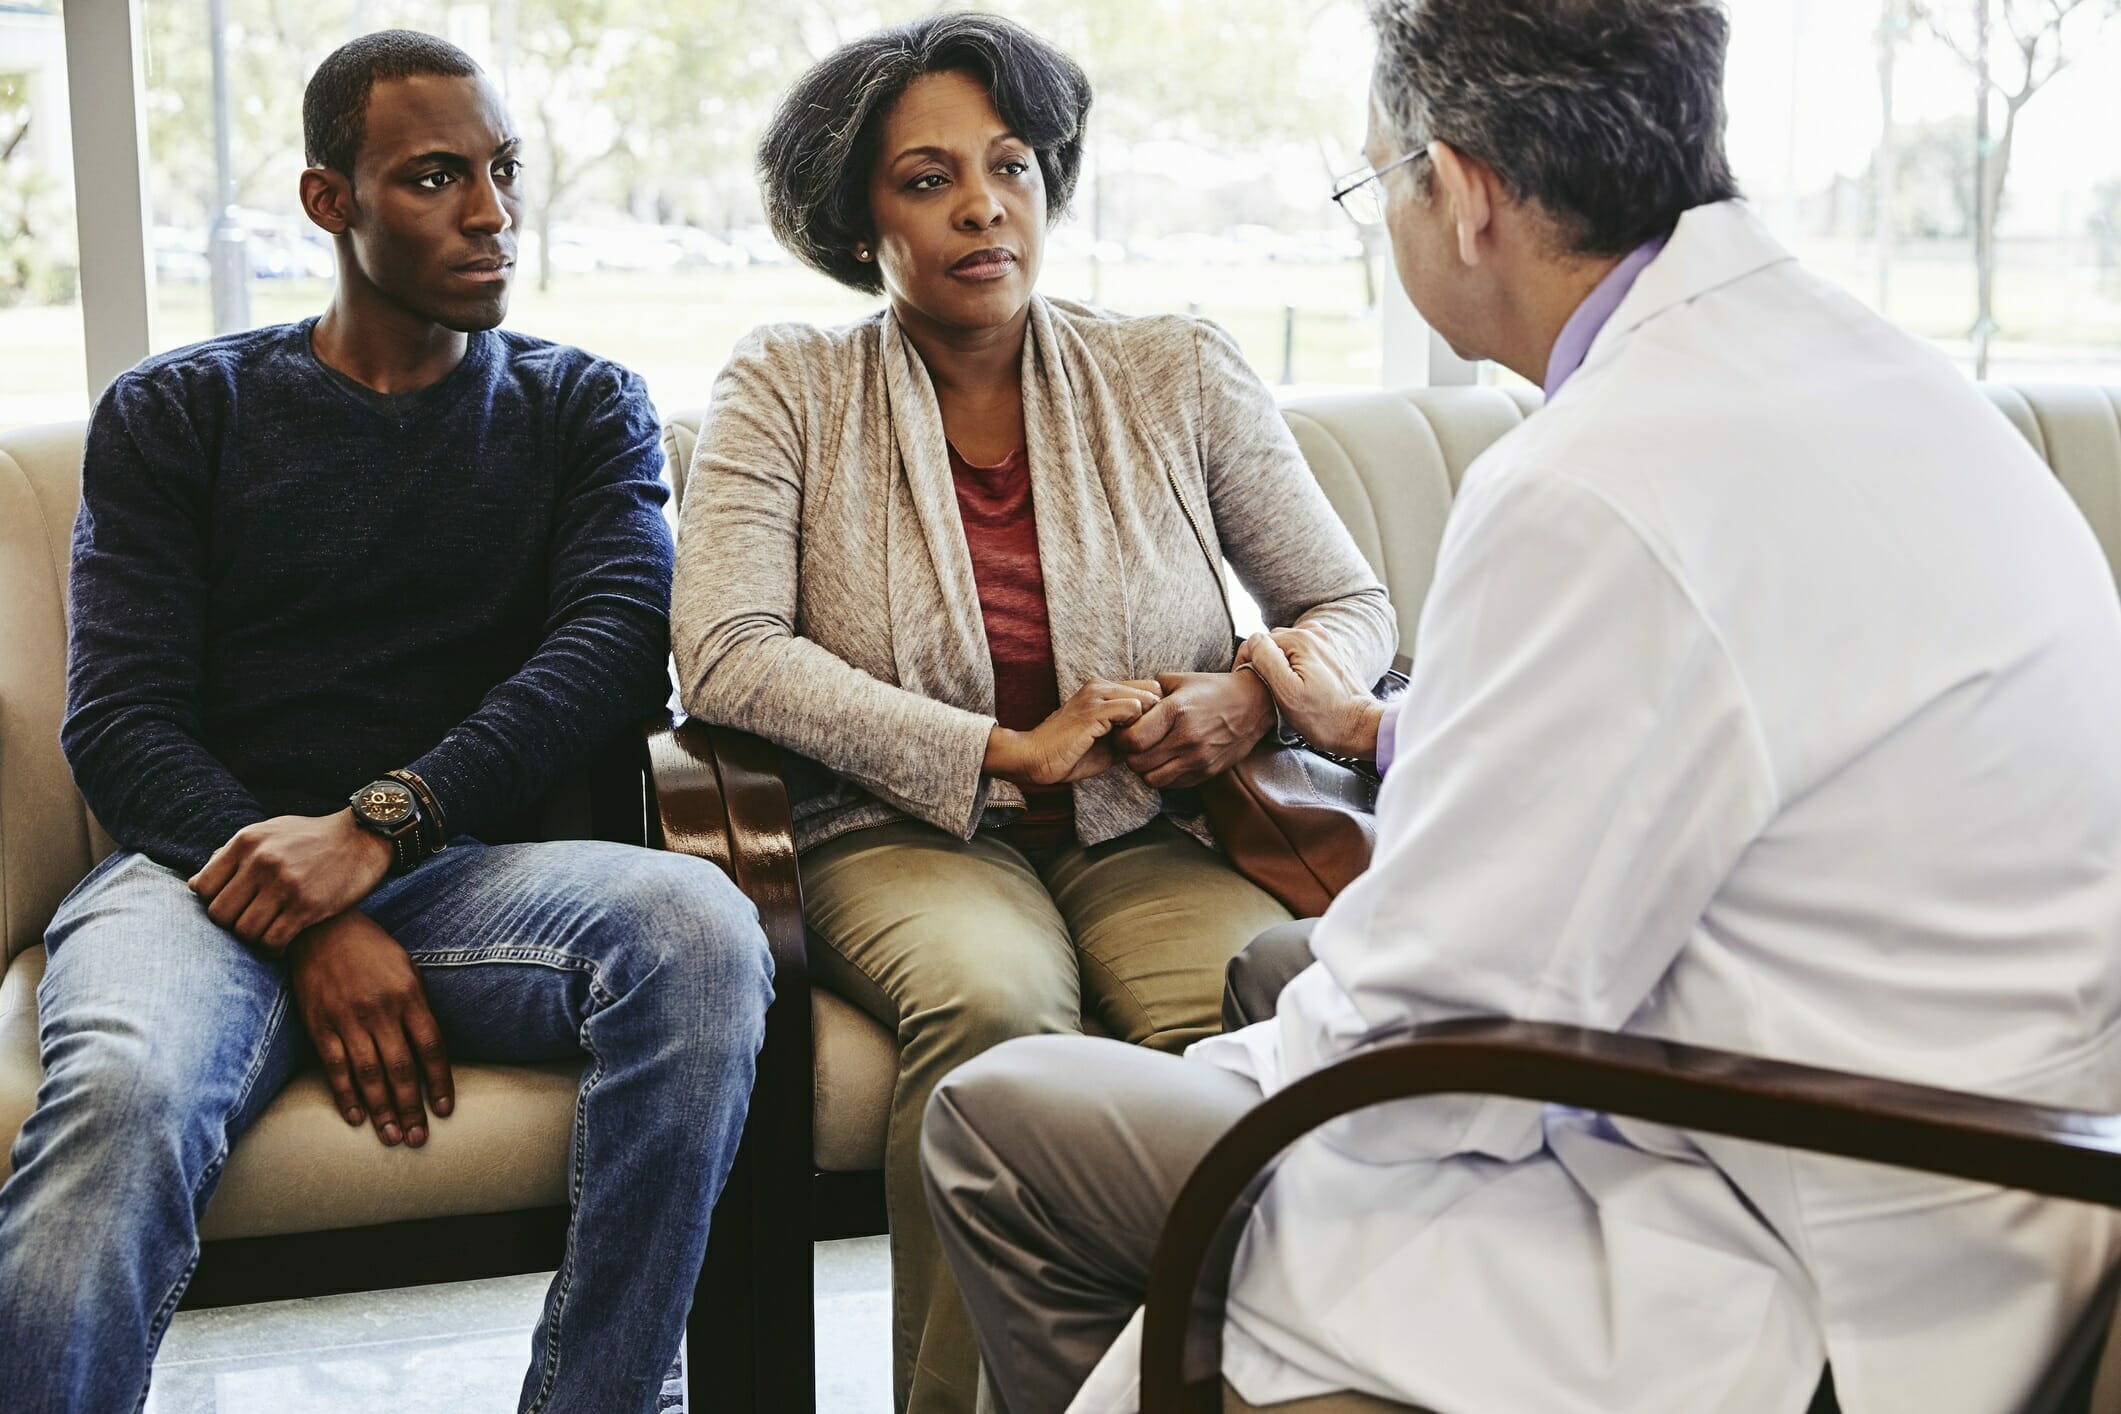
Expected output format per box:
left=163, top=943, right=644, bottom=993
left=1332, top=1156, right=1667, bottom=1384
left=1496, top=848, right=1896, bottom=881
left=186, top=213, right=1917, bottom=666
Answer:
left=3, top=382, right=2117, bottom=1413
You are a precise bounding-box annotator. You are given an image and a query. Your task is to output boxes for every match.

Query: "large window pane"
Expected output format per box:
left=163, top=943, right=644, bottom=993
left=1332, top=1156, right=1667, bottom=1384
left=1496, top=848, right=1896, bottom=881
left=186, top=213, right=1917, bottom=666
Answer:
left=1728, top=0, right=2121, bottom=383
left=138, top=0, right=1386, bottom=415
left=0, top=2, right=86, bottom=430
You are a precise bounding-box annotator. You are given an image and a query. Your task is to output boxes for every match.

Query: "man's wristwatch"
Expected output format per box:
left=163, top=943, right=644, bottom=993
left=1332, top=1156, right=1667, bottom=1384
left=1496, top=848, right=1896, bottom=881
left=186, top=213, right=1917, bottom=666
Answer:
left=349, top=778, right=426, bottom=875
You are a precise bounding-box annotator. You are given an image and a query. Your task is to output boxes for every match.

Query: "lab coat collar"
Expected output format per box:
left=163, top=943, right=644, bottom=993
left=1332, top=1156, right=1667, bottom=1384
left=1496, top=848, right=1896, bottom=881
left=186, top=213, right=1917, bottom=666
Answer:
left=1574, top=200, right=1796, bottom=383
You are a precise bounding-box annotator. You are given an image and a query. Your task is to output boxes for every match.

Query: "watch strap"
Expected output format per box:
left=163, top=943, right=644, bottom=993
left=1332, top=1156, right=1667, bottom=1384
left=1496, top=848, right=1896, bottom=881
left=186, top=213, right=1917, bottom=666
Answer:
left=388, top=826, right=422, bottom=876
left=386, top=769, right=448, bottom=857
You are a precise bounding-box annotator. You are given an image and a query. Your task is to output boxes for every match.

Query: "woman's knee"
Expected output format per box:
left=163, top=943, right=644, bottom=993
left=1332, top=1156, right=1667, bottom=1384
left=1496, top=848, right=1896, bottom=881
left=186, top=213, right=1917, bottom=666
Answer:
left=932, top=969, right=1078, bottom=1052
left=810, top=866, right=1079, bottom=1061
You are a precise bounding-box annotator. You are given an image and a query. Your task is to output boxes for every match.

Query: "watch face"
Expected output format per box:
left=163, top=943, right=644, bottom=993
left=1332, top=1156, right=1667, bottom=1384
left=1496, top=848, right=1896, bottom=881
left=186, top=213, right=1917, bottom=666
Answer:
left=354, top=780, right=416, bottom=828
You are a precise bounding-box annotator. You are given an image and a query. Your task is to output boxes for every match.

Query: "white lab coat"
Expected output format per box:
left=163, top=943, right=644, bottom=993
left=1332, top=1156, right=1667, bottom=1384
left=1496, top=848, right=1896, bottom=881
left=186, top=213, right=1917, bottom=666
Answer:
left=1069, top=201, right=2121, bottom=1414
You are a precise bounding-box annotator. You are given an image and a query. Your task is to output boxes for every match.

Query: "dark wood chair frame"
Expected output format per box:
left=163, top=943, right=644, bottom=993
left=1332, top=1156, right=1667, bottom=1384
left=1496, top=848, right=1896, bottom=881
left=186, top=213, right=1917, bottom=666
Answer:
left=169, top=726, right=752, bottom=1410
left=1139, top=1018, right=2121, bottom=1414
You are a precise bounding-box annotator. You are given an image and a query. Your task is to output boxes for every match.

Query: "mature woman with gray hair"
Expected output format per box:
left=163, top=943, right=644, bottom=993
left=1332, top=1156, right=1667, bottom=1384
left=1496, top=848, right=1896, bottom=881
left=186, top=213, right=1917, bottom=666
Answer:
left=923, top=0, right=2121, bottom=1412
left=670, top=14, right=1394, bottom=1413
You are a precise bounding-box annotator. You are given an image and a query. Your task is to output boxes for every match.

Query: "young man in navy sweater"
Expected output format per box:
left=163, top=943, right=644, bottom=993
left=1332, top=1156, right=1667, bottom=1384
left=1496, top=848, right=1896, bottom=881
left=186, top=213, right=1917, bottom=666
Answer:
left=0, top=31, right=771, bottom=1414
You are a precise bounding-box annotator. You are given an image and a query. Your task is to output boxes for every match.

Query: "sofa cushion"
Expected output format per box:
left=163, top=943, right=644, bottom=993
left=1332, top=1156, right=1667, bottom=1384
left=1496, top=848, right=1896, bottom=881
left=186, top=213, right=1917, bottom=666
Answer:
left=0, top=424, right=114, bottom=967
left=0, top=945, right=580, bottom=1240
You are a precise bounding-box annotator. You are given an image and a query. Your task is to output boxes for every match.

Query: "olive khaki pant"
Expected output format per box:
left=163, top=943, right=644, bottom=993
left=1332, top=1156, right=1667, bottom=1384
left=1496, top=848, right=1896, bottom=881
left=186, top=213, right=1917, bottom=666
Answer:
left=801, top=818, right=1291, bottom=1414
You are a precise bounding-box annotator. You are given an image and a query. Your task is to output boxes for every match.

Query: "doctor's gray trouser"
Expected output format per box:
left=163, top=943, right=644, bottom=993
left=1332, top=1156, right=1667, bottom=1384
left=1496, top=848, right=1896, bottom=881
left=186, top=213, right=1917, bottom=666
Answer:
left=919, top=919, right=1322, bottom=1414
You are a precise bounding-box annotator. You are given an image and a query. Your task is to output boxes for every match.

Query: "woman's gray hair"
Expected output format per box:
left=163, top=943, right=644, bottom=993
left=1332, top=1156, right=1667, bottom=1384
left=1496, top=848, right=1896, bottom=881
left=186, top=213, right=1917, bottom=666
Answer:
left=757, top=13, right=1093, bottom=295
left=1368, top=0, right=1739, bottom=255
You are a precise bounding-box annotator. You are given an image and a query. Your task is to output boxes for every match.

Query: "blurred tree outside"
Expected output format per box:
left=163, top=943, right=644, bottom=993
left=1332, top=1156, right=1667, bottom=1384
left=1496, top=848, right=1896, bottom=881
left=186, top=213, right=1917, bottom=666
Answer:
left=137, top=0, right=1372, bottom=294
left=1914, top=0, right=2120, bottom=375
left=1861, top=117, right=1976, bottom=241
left=2092, top=176, right=2121, bottom=291
left=0, top=68, right=77, bottom=308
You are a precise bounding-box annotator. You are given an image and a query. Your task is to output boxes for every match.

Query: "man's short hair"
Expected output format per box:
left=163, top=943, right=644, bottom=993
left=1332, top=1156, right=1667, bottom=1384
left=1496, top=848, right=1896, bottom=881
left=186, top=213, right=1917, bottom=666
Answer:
left=756, top=13, right=1094, bottom=296
left=1369, top=0, right=1740, bottom=255
left=303, top=29, right=482, bottom=177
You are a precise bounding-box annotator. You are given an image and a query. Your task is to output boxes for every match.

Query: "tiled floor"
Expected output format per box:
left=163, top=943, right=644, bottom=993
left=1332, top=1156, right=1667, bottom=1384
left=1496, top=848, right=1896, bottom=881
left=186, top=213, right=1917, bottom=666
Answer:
left=143, top=1236, right=893, bottom=1413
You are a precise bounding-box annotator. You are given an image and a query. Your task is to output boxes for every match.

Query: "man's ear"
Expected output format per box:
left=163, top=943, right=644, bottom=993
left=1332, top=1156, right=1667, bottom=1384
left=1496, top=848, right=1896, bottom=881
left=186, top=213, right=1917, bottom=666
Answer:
left=1427, top=141, right=1495, bottom=267
left=301, top=166, right=354, bottom=236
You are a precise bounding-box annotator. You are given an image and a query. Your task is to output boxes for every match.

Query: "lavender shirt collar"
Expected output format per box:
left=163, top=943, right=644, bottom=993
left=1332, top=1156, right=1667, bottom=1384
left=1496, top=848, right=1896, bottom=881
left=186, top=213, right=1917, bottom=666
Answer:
left=1541, top=235, right=1667, bottom=400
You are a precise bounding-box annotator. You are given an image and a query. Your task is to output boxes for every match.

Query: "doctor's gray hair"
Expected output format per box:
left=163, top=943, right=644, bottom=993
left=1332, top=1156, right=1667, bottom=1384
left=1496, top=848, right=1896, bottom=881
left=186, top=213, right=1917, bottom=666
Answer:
left=1367, top=0, right=1739, bottom=255
left=757, top=13, right=1093, bottom=295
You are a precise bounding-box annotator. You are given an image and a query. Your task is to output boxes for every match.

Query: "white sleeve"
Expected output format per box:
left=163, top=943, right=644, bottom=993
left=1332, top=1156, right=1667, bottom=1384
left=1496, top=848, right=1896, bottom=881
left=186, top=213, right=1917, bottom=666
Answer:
left=1274, top=466, right=1780, bottom=1165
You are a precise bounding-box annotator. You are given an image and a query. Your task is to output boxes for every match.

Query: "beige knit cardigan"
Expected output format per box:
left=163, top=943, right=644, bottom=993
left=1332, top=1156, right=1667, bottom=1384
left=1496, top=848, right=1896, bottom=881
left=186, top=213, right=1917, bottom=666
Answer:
left=672, top=295, right=1395, bottom=852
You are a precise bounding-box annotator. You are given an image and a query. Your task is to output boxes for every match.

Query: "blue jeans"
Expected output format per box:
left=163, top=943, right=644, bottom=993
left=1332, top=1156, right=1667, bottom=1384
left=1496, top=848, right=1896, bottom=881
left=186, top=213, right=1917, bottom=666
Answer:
left=0, top=839, right=772, bottom=1414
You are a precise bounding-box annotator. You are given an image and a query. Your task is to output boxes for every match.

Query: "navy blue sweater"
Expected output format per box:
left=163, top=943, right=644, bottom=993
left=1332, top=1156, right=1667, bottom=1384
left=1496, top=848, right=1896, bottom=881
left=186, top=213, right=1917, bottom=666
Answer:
left=62, top=319, right=674, bottom=875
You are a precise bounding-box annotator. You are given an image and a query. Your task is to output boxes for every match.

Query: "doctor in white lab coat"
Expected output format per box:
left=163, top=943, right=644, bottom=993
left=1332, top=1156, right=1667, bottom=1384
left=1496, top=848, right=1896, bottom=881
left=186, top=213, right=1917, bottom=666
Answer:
left=918, top=2, right=2121, bottom=1411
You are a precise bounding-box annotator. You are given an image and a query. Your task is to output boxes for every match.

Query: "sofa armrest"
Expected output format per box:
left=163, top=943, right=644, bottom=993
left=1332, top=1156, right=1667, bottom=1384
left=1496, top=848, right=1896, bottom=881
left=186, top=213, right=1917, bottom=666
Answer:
left=1140, top=1018, right=2121, bottom=1414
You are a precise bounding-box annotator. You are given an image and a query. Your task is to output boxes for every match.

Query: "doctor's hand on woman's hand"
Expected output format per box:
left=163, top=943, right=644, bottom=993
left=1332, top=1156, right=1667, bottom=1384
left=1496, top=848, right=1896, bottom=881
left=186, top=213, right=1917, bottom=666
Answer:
left=985, top=678, right=1164, bottom=788
left=1113, top=669, right=1278, bottom=789
left=1239, top=628, right=1386, bottom=761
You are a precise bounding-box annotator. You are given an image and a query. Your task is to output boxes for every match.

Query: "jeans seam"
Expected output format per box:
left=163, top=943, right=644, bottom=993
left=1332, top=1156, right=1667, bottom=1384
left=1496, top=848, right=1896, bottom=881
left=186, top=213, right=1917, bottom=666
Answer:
left=409, top=946, right=603, bottom=970
left=131, top=985, right=292, bottom=1412
left=511, top=952, right=607, bottom=1414
left=131, top=1249, right=202, bottom=1414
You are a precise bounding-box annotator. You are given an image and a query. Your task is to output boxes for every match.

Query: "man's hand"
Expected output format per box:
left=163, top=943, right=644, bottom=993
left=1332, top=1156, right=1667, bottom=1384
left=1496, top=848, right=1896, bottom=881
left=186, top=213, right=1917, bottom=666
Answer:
left=986, top=679, right=1164, bottom=788
left=288, top=910, right=454, bottom=1149
left=1238, top=628, right=1385, bottom=760
left=1113, top=670, right=1277, bottom=789
left=189, top=810, right=394, bottom=954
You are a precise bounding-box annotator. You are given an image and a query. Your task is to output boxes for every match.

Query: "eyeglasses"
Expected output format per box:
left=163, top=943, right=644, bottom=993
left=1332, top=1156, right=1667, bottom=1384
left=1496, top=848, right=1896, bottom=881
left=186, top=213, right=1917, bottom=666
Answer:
left=1330, top=148, right=1428, bottom=227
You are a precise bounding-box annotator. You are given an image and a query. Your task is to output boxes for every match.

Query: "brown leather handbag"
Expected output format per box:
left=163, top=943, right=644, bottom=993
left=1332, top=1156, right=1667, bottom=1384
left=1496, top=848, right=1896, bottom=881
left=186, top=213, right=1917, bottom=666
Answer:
left=1202, top=666, right=1407, bottom=917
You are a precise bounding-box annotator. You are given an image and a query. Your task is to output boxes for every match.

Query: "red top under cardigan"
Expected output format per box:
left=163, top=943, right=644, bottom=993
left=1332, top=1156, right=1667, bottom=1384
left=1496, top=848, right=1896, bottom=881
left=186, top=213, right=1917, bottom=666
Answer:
left=948, top=442, right=1074, bottom=851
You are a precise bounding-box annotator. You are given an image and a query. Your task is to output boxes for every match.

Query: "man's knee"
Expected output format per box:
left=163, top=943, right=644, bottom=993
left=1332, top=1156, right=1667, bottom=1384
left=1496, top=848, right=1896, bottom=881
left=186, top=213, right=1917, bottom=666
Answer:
left=911, top=970, right=1078, bottom=1068
left=922, top=1035, right=1070, bottom=1195
left=593, top=851, right=774, bottom=1055
left=17, top=1024, right=221, bottom=1196
left=1223, top=917, right=1320, bottom=1030
left=592, top=849, right=766, bottom=965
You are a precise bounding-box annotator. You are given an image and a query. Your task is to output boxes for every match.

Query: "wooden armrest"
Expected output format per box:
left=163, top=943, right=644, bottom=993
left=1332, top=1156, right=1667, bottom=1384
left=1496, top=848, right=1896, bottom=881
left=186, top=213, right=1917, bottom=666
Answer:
left=1141, top=1018, right=2121, bottom=1413
left=643, top=714, right=806, bottom=986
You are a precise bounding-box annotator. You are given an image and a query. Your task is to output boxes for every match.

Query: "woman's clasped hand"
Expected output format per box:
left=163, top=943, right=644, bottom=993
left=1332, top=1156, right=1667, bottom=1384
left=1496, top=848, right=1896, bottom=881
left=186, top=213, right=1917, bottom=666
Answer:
left=983, top=668, right=1280, bottom=792
left=984, top=678, right=1164, bottom=787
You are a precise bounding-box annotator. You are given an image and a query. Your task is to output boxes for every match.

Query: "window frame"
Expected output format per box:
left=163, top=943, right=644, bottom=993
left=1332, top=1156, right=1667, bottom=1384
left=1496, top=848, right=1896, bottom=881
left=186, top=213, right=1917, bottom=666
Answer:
left=64, top=0, right=158, bottom=397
